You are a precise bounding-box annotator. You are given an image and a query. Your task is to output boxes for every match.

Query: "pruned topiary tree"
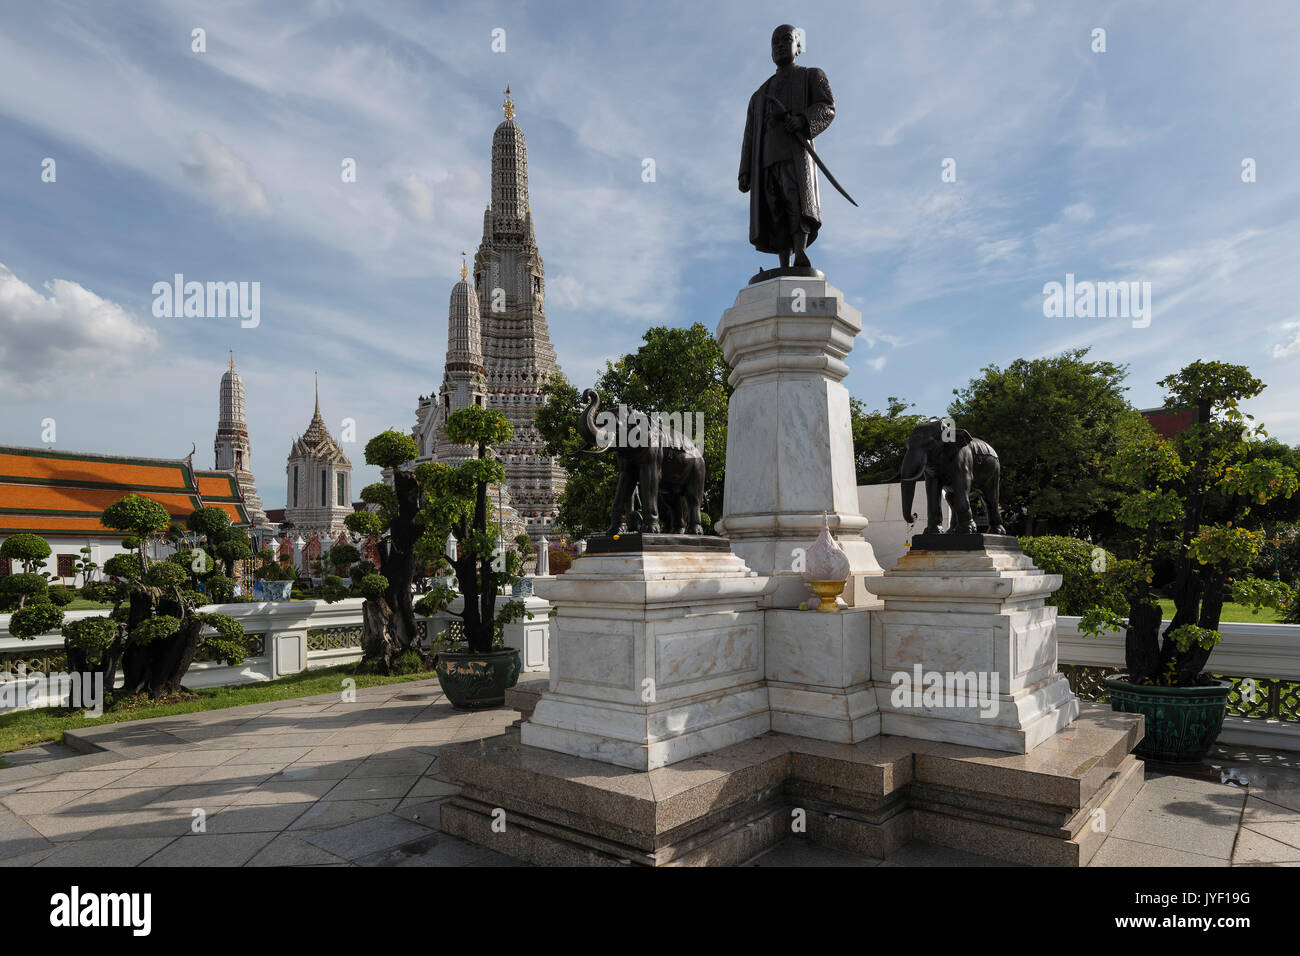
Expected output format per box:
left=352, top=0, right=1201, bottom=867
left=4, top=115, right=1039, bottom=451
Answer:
left=1, top=533, right=59, bottom=635
left=414, top=407, right=530, bottom=654
left=337, top=430, right=426, bottom=673
left=329, top=413, right=532, bottom=672
left=1, top=533, right=52, bottom=574
left=92, top=494, right=248, bottom=699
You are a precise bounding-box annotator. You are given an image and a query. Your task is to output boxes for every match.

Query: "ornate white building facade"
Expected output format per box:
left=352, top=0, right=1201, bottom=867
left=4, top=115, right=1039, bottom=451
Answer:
left=214, top=354, right=270, bottom=530
left=411, top=89, right=566, bottom=543
left=284, top=381, right=353, bottom=541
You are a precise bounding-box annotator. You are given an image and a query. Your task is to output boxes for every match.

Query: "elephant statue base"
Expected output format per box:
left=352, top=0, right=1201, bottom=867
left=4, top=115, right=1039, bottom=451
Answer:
left=909, top=531, right=1021, bottom=554
left=586, top=532, right=732, bottom=555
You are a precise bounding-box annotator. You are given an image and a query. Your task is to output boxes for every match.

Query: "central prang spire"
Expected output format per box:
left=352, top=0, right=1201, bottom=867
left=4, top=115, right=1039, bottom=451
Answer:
left=490, top=84, right=529, bottom=227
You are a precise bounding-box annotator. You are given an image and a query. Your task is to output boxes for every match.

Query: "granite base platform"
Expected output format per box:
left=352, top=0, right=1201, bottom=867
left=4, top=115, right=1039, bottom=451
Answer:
left=440, top=704, right=1145, bottom=867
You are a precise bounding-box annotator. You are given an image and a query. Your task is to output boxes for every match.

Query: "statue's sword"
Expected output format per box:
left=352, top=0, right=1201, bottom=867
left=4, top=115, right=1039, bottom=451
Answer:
left=765, top=93, right=858, bottom=207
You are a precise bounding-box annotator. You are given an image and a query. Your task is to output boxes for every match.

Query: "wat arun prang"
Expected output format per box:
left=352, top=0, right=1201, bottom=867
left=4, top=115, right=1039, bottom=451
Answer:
left=412, top=88, right=566, bottom=544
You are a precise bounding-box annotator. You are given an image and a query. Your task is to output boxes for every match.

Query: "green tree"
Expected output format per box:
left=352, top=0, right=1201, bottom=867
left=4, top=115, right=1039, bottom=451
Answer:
left=75, top=546, right=99, bottom=587
left=340, top=430, right=425, bottom=672
left=536, top=372, right=619, bottom=536
left=947, top=348, right=1131, bottom=536
left=414, top=407, right=531, bottom=654
left=537, top=323, right=731, bottom=535
left=1, top=533, right=52, bottom=574
left=93, top=494, right=247, bottom=698
left=850, top=397, right=926, bottom=484
left=327, top=543, right=361, bottom=575
left=1, top=573, right=48, bottom=610
left=185, top=507, right=252, bottom=577
left=1082, top=362, right=1299, bottom=685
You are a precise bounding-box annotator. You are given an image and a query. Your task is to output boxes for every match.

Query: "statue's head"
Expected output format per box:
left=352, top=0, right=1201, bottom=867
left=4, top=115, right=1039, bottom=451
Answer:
left=770, top=24, right=802, bottom=67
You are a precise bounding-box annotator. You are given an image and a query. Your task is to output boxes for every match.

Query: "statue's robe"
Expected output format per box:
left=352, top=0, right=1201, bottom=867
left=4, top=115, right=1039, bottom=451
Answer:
left=740, top=64, right=836, bottom=254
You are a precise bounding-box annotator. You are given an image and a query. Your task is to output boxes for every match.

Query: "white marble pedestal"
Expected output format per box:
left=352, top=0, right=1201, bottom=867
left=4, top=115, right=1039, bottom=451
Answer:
left=765, top=607, right=879, bottom=742
left=523, top=548, right=772, bottom=770
left=714, top=275, right=883, bottom=609
left=869, top=543, right=1079, bottom=753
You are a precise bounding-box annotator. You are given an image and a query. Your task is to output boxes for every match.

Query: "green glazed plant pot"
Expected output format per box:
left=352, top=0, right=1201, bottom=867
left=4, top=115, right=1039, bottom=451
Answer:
left=1103, top=674, right=1232, bottom=764
left=435, top=648, right=522, bottom=710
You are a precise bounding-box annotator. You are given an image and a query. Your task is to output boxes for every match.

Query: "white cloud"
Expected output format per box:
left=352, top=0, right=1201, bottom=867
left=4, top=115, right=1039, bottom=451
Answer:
left=0, top=264, right=159, bottom=400
left=1061, top=202, right=1094, bottom=223
left=1273, top=322, right=1300, bottom=358
left=386, top=173, right=436, bottom=222
left=546, top=275, right=585, bottom=310
left=179, top=131, right=271, bottom=215
left=978, top=238, right=1022, bottom=265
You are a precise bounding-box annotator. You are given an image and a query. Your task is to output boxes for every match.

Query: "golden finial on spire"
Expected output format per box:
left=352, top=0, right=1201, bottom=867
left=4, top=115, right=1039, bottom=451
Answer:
left=229, top=350, right=235, bottom=371
left=503, top=84, right=514, bottom=120
left=459, top=251, right=468, bottom=281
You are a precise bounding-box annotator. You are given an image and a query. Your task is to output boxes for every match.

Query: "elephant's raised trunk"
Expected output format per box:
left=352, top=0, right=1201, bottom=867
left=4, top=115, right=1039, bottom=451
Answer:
left=577, top=389, right=608, bottom=452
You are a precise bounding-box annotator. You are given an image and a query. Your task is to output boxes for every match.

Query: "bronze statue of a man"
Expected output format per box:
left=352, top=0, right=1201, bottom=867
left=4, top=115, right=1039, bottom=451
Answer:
left=739, top=25, right=836, bottom=273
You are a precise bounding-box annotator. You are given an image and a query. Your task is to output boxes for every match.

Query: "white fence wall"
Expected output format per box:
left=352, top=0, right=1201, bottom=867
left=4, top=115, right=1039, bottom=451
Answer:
left=1057, top=615, right=1300, bottom=752
left=0, top=594, right=552, bottom=713
left=4, top=599, right=1294, bottom=753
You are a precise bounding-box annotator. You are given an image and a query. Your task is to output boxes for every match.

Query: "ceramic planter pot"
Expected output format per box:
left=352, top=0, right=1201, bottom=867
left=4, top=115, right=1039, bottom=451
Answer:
left=1104, top=674, right=1232, bottom=763
left=435, top=648, right=522, bottom=710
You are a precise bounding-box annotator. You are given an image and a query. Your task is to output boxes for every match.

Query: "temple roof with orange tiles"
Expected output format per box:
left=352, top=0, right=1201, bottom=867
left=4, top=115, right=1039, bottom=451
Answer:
left=0, top=445, right=250, bottom=539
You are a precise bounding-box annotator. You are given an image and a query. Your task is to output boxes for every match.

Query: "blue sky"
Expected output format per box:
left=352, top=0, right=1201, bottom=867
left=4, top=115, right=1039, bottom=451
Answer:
left=1, top=0, right=1298, bottom=508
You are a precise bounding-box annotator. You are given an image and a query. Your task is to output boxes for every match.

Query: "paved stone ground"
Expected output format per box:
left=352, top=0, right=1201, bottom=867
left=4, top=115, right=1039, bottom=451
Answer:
left=0, top=679, right=1296, bottom=867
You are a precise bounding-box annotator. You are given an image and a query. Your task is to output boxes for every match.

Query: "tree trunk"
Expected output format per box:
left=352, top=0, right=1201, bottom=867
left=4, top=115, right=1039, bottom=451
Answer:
left=360, top=596, right=400, bottom=672
left=120, top=616, right=203, bottom=699
left=118, top=591, right=156, bottom=695
left=150, top=617, right=203, bottom=698
left=383, top=469, right=421, bottom=654
left=465, top=459, right=496, bottom=654
left=356, top=467, right=431, bottom=675
left=64, top=630, right=125, bottom=710
left=1124, top=600, right=1163, bottom=683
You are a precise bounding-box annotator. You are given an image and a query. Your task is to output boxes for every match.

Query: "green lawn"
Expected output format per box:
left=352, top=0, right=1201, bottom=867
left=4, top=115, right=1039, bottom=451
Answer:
left=0, top=664, right=439, bottom=756
left=1154, top=599, right=1285, bottom=624
left=63, top=598, right=114, bottom=611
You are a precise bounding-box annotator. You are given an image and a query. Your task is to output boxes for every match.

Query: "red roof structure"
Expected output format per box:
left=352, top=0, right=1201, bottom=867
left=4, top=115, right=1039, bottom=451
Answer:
left=1139, top=406, right=1197, bottom=440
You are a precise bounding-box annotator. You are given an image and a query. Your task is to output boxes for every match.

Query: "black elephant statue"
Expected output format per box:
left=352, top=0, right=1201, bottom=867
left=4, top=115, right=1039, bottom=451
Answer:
left=899, top=420, right=1005, bottom=535
left=577, top=389, right=706, bottom=535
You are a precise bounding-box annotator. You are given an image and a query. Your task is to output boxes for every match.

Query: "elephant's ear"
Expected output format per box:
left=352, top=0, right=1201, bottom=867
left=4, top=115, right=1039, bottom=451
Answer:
left=954, top=429, right=973, bottom=447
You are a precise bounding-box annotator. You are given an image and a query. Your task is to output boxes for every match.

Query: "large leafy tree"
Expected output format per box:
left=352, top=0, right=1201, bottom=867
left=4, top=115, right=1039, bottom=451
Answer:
left=851, top=396, right=927, bottom=484
left=946, top=347, right=1131, bottom=537
left=1082, top=362, right=1298, bottom=685
left=536, top=323, right=731, bottom=536
left=536, top=375, right=618, bottom=536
